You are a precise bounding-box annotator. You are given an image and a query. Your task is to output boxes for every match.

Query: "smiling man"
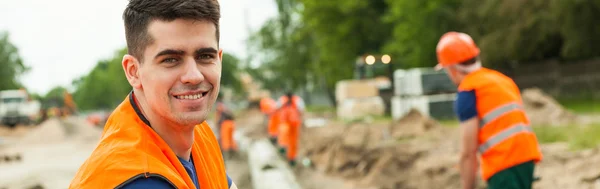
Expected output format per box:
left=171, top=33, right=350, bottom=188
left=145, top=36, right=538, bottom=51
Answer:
left=69, top=0, right=237, bottom=188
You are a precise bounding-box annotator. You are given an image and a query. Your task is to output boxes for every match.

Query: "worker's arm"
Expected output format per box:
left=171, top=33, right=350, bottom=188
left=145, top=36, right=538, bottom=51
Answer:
left=460, top=117, right=479, bottom=189
left=454, top=90, right=479, bottom=189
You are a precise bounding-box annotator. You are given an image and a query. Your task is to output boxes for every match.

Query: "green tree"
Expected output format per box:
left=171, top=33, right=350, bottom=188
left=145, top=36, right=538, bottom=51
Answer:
left=42, top=86, right=68, bottom=109
left=458, top=0, right=560, bottom=68
left=73, top=48, right=130, bottom=110
left=221, top=53, right=243, bottom=94
left=300, top=0, right=392, bottom=89
left=383, top=0, right=462, bottom=68
left=0, top=31, right=28, bottom=90
left=247, top=0, right=316, bottom=92
left=552, top=0, right=600, bottom=61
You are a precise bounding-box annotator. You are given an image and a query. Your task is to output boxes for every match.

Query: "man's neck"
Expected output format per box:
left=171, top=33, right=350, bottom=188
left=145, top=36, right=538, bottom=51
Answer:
left=133, top=92, right=195, bottom=161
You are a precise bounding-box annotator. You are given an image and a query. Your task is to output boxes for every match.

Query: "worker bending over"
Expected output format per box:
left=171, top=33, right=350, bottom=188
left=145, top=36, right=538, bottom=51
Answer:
left=276, top=92, right=305, bottom=166
left=435, top=32, right=542, bottom=189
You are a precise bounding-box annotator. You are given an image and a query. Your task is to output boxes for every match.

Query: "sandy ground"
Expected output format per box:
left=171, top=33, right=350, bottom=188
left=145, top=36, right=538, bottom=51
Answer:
left=0, top=117, right=102, bottom=189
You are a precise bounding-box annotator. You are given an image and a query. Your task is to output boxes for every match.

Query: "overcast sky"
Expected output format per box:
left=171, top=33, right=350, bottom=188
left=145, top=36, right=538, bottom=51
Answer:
left=0, top=0, right=277, bottom=95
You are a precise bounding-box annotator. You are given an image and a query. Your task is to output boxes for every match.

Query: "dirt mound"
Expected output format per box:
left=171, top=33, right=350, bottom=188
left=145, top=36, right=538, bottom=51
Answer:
left=521, top=88, right=578, bottom=126
left=0, top=125, right=32, bottom=137
left=301, top=112, right=459, bottom=189
left=533, top=143, right=600, bottom=189
left=19, top=119, right=68, bottom=145
left=303, top=123, right=423, bottom=188
left=298, top=109, right=490, bottom=189
left=389, top=109, right=439, bottom=138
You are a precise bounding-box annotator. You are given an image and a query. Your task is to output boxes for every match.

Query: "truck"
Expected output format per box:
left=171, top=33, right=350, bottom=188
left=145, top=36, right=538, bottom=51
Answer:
left=0, top=90, right=42, bottom=127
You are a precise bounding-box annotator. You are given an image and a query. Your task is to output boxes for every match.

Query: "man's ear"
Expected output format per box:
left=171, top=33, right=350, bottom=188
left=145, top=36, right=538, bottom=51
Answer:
left=218, top=48, right=223, bottom=63
left=122, top=54, right=142, bottom=89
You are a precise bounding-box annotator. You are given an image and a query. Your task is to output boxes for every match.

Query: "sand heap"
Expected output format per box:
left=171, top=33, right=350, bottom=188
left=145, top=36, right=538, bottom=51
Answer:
left=301, top=110, right=467, bottom=189
left=389, top=109, right=440, bottom=139
left=521, top=88, right=578, bottom=126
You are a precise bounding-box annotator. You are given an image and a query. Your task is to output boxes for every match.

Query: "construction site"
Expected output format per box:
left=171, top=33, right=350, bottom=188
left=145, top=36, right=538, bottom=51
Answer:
left=0, top=69, right=599, bottom=189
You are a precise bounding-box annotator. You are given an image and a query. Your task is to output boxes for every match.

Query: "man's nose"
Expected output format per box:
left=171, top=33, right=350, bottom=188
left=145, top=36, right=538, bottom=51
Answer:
left=180, top=59, right=204, bottom=85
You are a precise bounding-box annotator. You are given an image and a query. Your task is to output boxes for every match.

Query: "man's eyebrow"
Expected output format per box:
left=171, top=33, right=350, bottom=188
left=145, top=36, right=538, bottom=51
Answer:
left=195, top=48, right=218, bottom=55
left=154, top=49, right=185, bottom=59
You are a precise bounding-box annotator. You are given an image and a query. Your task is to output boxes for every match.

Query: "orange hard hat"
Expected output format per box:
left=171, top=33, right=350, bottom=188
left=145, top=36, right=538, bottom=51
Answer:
left=435, top=32, right=480, bottom=70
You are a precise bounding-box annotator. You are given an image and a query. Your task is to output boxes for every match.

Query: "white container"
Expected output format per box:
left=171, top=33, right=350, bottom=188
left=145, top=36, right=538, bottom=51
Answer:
left=337, top=96, right=385, bottom=120
left=396, top=68, right=456, bottom=96
left=393, top=69, right=407, bottom=96
left=392, top=93, right=457, bottom=120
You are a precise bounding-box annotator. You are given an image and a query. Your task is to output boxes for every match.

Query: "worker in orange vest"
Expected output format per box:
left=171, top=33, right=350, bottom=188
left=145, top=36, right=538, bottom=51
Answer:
left=260, top=97, right=278, bottom=144
left=435, top=31, right=542, bottom=189
left=215, top=97, right=237, bottom=159
left=69, top=0, right=236, bottom=188
left=275, top=92, right=305, bottom=166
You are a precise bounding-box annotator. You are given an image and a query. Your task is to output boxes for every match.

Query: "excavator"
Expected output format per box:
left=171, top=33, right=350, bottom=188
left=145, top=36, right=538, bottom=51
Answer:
left=41, top=91, right=78, bottom=121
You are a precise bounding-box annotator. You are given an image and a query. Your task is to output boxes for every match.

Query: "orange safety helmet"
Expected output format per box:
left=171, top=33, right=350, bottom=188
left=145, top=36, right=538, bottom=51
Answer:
left=435, top=32, right=480, bottom=70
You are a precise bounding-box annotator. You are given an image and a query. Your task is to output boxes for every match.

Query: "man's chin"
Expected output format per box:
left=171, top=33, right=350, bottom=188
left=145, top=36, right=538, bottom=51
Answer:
left=173, top=112, right=207, bottom=126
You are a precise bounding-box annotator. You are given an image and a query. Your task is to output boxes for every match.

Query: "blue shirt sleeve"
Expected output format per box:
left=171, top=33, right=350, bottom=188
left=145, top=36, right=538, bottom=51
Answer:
left=227, top=174, right=233, bottom=188
left=454, top=90, right=478, bottom=122
left=120, top=177, right=175, bottom=189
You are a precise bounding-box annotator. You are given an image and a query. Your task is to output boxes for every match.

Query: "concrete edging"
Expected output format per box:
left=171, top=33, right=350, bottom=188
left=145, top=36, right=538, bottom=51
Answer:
left=247, top=138, right=302, bottom=189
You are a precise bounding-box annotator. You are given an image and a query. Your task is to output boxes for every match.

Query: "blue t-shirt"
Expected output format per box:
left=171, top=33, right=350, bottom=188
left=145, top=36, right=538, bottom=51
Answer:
left=121, top=156, right=232, bottom=189
left=454, top=90, right=478, bottom=122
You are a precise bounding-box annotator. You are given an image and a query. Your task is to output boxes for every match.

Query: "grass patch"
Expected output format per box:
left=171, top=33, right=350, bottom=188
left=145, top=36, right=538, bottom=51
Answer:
left=306, top=105, right=335, bottom=114
left=437, top=119, right=460, bottom=128
left=533, top=123, right=600, bottom=150
left=558, top=98, right=600, bottom=114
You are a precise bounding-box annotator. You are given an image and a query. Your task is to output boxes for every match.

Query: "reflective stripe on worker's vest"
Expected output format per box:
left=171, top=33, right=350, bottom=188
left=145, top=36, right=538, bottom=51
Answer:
left=479, top=102, right=523, bottom=128
left=478, top=123, right=533, bottom=154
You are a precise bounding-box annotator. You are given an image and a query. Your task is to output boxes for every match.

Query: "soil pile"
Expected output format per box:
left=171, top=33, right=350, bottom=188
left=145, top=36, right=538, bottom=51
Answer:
left=301, top=110, right=467, bottom=189
left=389, top=108, right=440, bottom=138
left=522, top=88, right=578, bottom=126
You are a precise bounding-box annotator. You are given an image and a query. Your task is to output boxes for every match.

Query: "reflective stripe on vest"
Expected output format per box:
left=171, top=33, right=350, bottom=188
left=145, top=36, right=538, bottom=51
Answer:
left=478, top=123, right=533, bottom=153
left=479, top=102, right=523, bottom=128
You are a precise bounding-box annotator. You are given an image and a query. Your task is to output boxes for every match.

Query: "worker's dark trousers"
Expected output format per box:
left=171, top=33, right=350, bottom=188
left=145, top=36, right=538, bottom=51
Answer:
left=487, top=161, right=535, bottom=189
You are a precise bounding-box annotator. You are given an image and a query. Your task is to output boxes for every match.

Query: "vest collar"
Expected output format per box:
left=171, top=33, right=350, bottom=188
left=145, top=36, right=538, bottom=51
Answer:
left=129, top=90, right=152, bottom=127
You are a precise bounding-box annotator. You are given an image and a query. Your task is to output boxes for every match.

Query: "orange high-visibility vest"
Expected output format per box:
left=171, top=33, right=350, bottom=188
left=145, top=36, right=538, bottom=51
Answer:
left=278, top=104, right=301, bottom=160
left=220, top=120, right=237, bottom=151
left=269, top=95, right=303, bottom=138
left=69, top=93, right=228, bottom=189
left=458, top=68, right=542, bottom=181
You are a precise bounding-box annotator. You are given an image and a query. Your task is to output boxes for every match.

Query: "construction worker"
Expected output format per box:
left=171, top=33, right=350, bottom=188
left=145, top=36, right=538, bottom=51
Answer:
left=435, top=31, right=542, bottom=189
left=275, top=92, right=305, bottom=166
left=260, top=97, right=277, bottom=143
left=215, top=97, right=237, bottom=159
left=69, top=0, right=236, bottom=189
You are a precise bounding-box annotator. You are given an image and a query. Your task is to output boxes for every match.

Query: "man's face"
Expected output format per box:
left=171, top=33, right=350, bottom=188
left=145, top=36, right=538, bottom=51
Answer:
left=138, top=19, right=222, bottom=126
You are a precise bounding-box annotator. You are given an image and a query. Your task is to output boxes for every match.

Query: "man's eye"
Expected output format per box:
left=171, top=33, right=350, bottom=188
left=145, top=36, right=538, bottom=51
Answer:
left=162, top=58, right=178, bottom=63
left=198, top=54, right=214, bottom=60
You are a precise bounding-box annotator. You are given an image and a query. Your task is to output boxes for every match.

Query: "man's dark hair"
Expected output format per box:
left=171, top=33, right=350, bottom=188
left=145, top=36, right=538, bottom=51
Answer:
left=123, top=0, right=220, bottom=61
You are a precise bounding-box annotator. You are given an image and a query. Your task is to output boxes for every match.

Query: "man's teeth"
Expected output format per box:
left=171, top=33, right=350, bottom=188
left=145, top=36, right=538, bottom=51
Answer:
left=177, top=93, right=202, bottom=99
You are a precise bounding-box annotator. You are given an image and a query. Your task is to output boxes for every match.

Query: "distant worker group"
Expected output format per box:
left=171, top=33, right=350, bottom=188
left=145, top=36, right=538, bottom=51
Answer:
left=261, top=92, right=305, bottom=166
left=436, top=31, right=543, bottom=189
